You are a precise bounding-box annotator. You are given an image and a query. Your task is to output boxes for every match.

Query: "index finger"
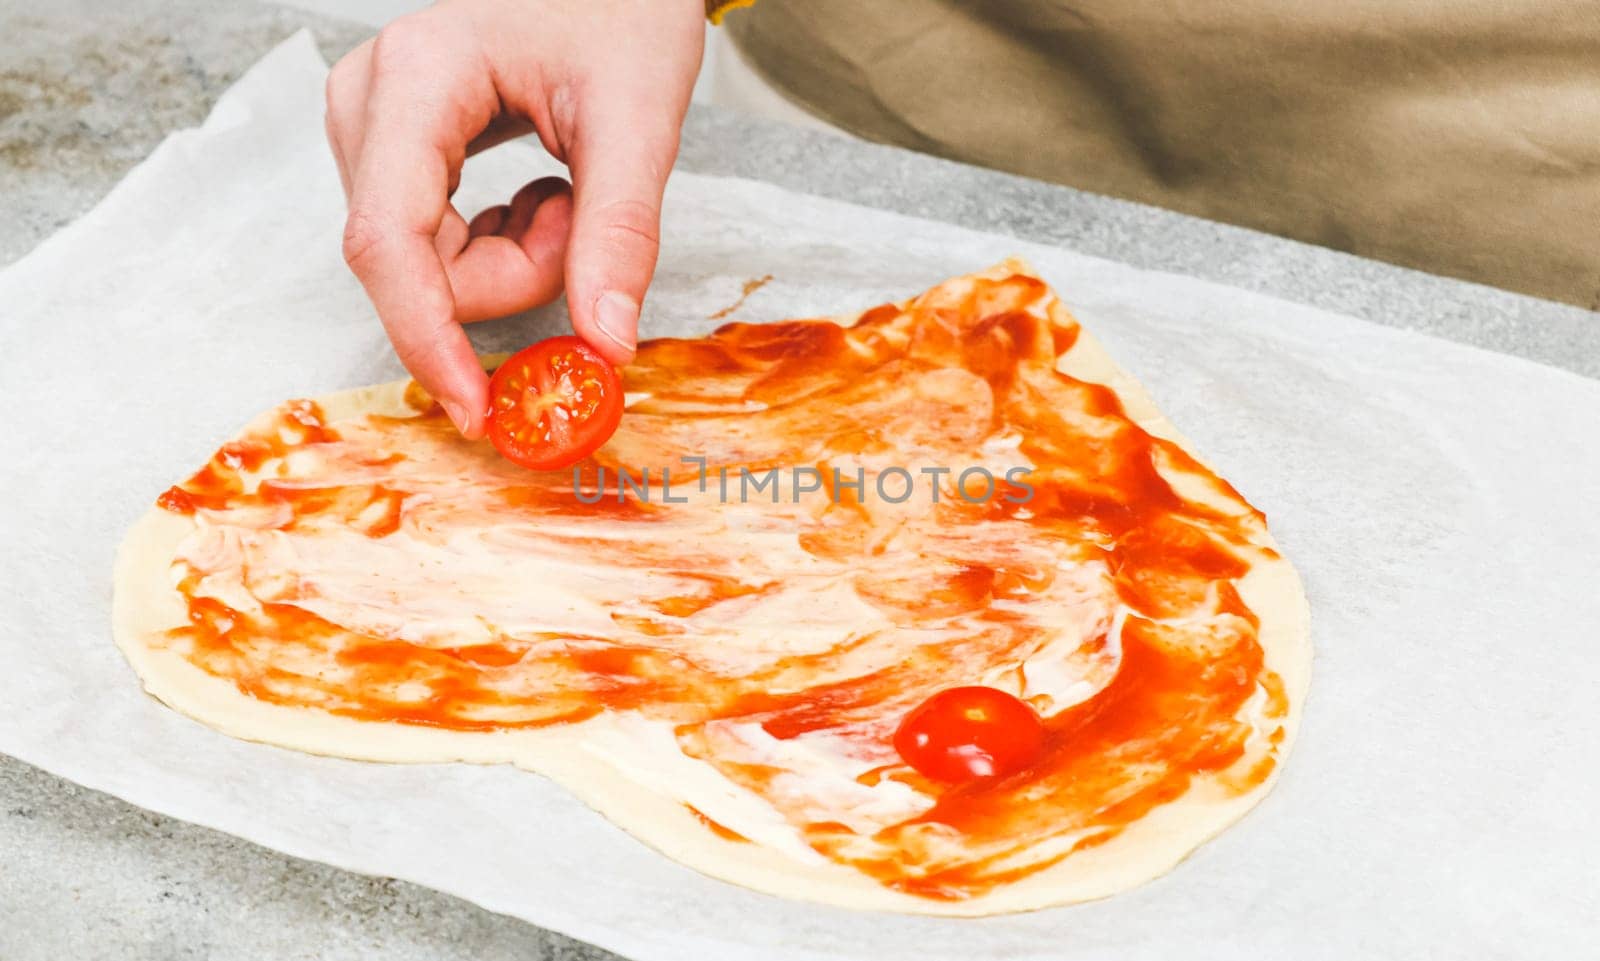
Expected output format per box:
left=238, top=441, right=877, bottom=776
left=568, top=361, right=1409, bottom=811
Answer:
left=341, top=16, right=496, bottom=437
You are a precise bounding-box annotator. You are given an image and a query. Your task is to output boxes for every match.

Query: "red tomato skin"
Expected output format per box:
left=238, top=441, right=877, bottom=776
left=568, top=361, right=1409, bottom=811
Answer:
left=893, top=686, right=1047, bottom=784
left=485, top=336, right=624, bottom=471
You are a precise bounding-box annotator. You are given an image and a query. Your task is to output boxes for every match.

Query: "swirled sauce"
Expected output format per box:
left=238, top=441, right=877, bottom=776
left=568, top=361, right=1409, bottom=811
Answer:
left=153, top=270, right=1288, bottom=900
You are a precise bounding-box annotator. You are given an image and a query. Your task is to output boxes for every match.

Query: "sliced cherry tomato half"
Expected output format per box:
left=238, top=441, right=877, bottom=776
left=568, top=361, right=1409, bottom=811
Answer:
left=893, top=686, right=1047, bottom=783
left=485, top=336, right=624, bottom=471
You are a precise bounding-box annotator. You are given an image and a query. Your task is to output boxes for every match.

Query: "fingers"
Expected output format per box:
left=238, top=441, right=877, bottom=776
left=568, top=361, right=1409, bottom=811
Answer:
left=340, top=13, right=498, bottom=437
left=467, top=204, right=507, bottom=239
left=325, top=0, right=703, bottom=435
left=563, top=99, right=683, bottom=365
left=343, top=208, right=486, bottom=438
left=324, top=38, right=373, bottom=197
left=448, top=177, right=574, bottom=322
left=555, top=0, right=704, bottom=364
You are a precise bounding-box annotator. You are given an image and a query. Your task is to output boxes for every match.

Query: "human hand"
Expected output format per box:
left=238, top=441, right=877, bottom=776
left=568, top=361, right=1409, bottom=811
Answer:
left=325, top=0, right=705, bottom=437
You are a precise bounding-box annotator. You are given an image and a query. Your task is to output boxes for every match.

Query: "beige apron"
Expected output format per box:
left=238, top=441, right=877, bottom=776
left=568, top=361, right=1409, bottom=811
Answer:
left=723, top=0, right=1600, bottom=309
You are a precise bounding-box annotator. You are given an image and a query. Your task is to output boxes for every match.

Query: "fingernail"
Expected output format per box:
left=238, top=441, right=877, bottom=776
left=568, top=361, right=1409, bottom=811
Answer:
left=440, top=399, right=471, bottom=435
left=594, top=291, right=639, bottom=355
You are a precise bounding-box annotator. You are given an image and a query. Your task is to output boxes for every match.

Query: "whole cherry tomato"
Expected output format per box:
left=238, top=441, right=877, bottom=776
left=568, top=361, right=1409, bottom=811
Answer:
left=893, top=686, right=1047, bottom=783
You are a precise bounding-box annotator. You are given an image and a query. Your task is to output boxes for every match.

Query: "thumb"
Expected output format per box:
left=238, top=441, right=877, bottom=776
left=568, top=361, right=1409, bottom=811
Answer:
left=563, top=104, right=681, bottom=365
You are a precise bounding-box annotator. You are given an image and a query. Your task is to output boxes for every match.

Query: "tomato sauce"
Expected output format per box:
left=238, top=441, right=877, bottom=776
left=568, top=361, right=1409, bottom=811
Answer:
left=154, top=272, right=1288, bottom=900
left=685, top=804, right=753, bottom=843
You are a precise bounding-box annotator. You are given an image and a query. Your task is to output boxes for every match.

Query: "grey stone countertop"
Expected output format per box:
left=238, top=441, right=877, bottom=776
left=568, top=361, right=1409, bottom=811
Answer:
left=2, top=2, right=1595, bottom=960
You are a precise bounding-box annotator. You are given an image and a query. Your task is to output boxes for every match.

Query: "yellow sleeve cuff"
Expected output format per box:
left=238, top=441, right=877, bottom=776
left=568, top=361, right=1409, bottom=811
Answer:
left=706, top=0, right=757, bottom=24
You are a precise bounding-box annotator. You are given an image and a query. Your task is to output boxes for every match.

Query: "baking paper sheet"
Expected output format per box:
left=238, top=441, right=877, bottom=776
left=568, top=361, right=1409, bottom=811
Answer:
left=2, top=32, right=1597, bottom=960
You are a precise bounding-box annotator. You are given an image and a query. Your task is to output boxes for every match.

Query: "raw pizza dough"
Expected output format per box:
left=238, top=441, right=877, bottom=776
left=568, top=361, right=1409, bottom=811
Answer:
left=114, top=260, right=1311, bottom=915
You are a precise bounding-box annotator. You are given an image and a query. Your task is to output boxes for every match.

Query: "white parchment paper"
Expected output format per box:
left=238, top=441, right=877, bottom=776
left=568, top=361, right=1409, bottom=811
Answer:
left=2, top=32, right=1597, bottom=960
